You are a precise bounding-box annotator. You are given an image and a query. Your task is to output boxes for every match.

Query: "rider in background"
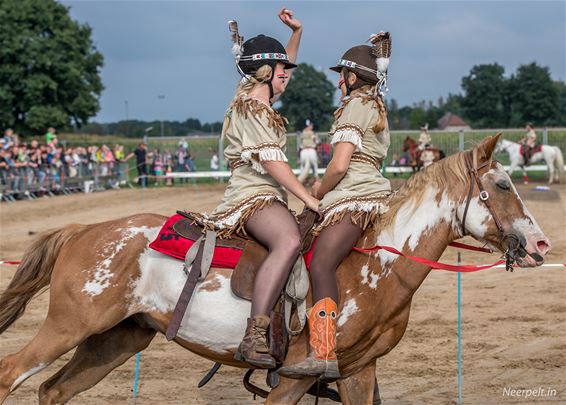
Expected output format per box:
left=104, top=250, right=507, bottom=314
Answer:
left=520, top=123, right=537, bottom=165
left=195, top=9, right=319, bottom=369
left=418, top=123, right=431, bottom=150
left=298, top=119, right=319, bottom=184
left=280, top=32, right=393, bottom=380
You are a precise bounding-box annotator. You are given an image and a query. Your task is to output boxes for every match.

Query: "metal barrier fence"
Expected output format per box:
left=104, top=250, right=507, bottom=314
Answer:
left=0, top=162, right=130, bottom=201
left=146, top=127, right=566, bottom=170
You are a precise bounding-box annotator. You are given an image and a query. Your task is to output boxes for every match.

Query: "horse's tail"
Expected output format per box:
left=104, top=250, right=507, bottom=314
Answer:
left=554, top=146, right=564, bottom=176
left=0, top=224, right=85, bottom=334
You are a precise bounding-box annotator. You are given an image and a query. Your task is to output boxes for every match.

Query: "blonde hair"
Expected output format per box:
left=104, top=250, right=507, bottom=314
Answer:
left=221, top=65, right=273, bottom=139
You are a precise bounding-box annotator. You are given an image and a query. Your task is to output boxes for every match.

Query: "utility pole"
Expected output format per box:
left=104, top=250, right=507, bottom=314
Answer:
left=125, top=100, right=129, bottom=136
left=158, top=95, right=166, bottom=136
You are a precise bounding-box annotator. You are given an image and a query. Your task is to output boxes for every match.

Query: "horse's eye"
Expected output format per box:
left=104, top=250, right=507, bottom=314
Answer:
left=496, top=180, right=510, bottom=191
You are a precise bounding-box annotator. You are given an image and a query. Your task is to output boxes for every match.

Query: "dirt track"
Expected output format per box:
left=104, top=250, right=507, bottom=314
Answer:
left=1, top=181, right=565, bottom=404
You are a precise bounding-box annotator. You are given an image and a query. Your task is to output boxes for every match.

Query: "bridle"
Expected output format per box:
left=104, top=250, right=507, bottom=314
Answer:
left=460, top=149, right=530, bottom=271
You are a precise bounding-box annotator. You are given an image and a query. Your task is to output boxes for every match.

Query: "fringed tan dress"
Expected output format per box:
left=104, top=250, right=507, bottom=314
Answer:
left=192, top=96, right=290, bottom=238
left=313, top=90, right=392, bottom=234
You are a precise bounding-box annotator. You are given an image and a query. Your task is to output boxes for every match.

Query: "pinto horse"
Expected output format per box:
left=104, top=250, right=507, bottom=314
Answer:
left=0, top=135, right=552, bottom=404
left=495, top=138, right=564, bottom=184
left=402, top=136, right=444, bottom=172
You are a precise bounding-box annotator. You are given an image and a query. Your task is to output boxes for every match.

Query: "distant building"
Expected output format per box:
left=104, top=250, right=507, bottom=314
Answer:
left=437, top=112, right=471, bottom=131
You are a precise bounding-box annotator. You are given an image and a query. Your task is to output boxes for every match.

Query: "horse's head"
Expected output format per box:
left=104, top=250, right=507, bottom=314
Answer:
left=456, top=134, right=551, bottom=268
left=493, top=137, right=511, bottom=154
left=402, top=136, right=416, bottom=152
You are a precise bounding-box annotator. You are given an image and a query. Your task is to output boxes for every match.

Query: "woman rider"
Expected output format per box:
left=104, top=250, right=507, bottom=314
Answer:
left=280, top=32, right=393, bottom=380
left=194, top=9, right=319, bottom=369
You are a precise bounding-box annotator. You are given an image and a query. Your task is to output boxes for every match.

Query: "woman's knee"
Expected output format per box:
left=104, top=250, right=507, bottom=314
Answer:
left=272, top=228, right=301, bottom=258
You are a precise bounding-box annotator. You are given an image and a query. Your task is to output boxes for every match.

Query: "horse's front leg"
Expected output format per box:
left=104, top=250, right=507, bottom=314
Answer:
left=546, top=158, right=555, bottom=185
left=336, top=362, right=378, bottom=405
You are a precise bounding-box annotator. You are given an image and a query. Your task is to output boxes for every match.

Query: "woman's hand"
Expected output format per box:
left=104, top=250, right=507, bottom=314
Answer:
left=278, top=8, right=301, bottom=31
left=304, top=196, right=320, bottom=214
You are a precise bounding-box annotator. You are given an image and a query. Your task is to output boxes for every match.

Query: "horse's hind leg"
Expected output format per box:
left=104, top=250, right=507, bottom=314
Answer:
left=0, top=310, right=97, bottom=403
left=1, top=279, right=131, bottom=402
left=38, top=317, right=156, bottom=405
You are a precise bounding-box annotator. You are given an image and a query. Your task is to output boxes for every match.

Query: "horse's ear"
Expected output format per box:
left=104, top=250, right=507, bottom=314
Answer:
left=476, top=132, right=502, bottom=162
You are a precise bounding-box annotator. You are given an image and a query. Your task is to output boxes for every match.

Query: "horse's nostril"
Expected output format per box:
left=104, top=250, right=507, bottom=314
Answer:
left=537, top=240, right=551, bottom=255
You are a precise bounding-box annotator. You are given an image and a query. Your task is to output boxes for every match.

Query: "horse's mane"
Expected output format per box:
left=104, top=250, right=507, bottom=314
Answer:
left=382, top=151, right=468, bottom=226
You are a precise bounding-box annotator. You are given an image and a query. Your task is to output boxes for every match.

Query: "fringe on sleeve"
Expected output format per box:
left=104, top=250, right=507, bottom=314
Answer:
left=330, top=124, right=364, bottom=151
left=241, top=142, right=288, bottom=174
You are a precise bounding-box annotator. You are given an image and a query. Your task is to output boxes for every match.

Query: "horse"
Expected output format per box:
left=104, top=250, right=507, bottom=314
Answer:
left=297, top=147, right=319, bottom=184
left=0, top=135, right=552, bottom=404
left=402, top=136, right=444, bottom=172
left=495, top=138, right=564, bottom=184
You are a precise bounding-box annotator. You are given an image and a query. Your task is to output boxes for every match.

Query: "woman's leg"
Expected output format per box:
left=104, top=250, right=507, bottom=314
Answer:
left=279, top=213, right=363, bottom=379
left=235, top=201, right=301, bottom=368
left=310, top=213, right=363, bottom=303
left=244, top=201, right=301, bottom=317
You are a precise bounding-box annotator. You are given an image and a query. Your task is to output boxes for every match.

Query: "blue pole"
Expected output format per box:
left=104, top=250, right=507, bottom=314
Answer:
left=133, top=352, right=141, bottom=402
left=457, top=252, right=462, bottom=404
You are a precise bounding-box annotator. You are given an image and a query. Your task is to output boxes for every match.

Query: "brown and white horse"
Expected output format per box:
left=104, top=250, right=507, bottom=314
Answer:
left=403, top=136, right=444, bottom=171
left=0, top=135, right=551, bottom=404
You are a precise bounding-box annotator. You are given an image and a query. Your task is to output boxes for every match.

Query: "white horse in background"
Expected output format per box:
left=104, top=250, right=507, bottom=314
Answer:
left=495, top=138, right=564, bottom=184
left=297, top=147, right=319, bottom=184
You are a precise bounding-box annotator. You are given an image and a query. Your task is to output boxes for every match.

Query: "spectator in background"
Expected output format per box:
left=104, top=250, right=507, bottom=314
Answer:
left=45, top=127, right=57, bottom=144
left=317, top=142, right=331, bottom=167
left=125, top=143, right=149, bottom=187
left=2, top=128, right=17, bottom=150
left=99, top=144, right=115, bottom=176
left=175, top=143, right=188, bottom=183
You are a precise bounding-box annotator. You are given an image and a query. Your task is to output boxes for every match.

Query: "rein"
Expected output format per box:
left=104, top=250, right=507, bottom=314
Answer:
left=353, top=147, right=524, bottom=273
left=352, top=243, right=505, bottom=273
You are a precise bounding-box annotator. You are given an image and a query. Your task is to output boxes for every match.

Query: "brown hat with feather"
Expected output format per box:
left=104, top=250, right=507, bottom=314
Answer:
left=330, top=31, right=392, bottom=94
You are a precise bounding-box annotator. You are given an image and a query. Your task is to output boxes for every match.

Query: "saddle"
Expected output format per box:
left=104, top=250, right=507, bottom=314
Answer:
left=173, top=208, right=317, bottom=301
left=520, top=143, right=541, bottom=166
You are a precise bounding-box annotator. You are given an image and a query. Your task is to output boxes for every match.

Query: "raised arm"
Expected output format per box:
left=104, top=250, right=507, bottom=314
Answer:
left=278, top=8, right=302, bottom=75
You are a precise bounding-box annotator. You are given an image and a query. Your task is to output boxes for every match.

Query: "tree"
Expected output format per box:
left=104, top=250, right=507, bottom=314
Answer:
left=554, top=81, right=566, bottom=125
left=278, top=63, right=335, bottom=132
left=461, top=63, right=508, bottom=128
left=508, top=62, right=559, bottom=126
left=0, top=0, right=104, bottom=135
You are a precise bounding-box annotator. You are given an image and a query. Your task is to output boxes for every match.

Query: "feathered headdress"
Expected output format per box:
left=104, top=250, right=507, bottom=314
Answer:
left=368, top=31, right=392, bottom=95
left=228, top=20, right=248, bottom=81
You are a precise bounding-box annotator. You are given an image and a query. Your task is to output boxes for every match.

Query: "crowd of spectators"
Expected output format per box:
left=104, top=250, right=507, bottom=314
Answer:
left=0, top=128, right=202, bottom=200
left=0, top=127, right=130, bottom=199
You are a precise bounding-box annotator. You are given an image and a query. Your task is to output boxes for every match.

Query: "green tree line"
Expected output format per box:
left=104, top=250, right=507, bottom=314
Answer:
left=76, top=119, right=224, bottom=138
left=387, top=62, right=565, bottom=130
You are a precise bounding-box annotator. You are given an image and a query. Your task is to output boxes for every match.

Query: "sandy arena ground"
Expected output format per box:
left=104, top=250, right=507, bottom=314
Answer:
left=1, top=180, right=564, bottom=404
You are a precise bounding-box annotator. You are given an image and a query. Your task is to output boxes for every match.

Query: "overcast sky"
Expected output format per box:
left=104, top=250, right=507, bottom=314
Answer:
left=61, top=0, right=565, bottom=124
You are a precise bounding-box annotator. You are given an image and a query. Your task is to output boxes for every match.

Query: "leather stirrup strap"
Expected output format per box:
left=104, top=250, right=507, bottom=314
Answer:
left=166, top=235, right=206, bottom=341
left=199, top=230, right=216, bottom=281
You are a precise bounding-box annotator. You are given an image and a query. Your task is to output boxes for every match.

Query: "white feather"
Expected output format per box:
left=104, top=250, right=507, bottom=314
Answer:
left=376, top=57, right=389, bottom=73
left=231, top=43, right=243, bottom=57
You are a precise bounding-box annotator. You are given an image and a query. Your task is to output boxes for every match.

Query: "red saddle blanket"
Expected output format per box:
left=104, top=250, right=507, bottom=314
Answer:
left=520, top=144, right=542, bottom=155
left=149, top=214, right=316, bottom=269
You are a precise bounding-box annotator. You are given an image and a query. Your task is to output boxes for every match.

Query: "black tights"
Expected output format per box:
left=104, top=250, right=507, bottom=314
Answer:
left=244, top=202, right=301, bottom=318
left=310, top=214, right=363, bottom=303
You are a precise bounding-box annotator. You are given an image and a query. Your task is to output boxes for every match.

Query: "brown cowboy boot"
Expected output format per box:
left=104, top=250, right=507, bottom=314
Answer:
left=234, top=315, right=276, bottom=369
left=278, top=297, right=340, bottom=380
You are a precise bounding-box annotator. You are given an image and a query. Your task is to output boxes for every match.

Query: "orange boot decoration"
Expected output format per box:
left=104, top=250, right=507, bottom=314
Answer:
left=278, top=297, right=340, bottom=379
